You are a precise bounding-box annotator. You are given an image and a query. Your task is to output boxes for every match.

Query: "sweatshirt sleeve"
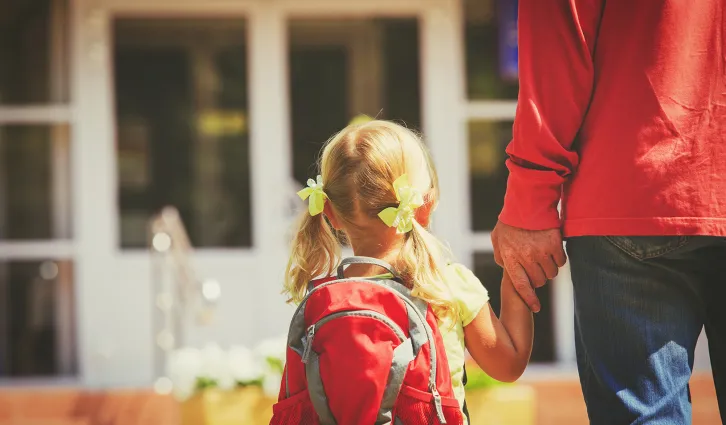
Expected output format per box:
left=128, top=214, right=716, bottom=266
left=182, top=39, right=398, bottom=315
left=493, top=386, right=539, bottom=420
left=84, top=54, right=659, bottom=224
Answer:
left=499, top=0, right=604, bottom=230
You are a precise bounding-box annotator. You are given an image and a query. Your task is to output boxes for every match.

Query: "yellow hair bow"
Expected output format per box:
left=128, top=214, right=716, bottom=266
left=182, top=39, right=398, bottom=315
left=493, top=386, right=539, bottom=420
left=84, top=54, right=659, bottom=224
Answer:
left=297, top=175, right=327, bottom=216
left=378, top=174, right=424, bottom=234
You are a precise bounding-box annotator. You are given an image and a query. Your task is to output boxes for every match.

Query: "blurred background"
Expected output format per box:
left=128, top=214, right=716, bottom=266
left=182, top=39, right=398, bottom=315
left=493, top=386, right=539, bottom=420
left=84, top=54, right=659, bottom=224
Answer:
left=0, top=0, right=718, bottom=424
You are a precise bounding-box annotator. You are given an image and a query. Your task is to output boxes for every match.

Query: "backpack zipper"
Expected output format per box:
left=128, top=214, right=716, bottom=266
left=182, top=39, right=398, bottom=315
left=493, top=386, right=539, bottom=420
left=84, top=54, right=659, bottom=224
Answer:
left=301, top=309, right=406, bottom=364
left=300, top=326, right=316, bottom=364
left=431, top=387, right=446, bottom=423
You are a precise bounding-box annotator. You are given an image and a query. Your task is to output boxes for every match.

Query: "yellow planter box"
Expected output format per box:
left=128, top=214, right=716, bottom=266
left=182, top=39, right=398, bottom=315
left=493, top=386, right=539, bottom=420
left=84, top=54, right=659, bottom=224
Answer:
left=181, top=387, right=274, bottom=425
left=181, top=384, right=534, bottom=425
left=466, top=385, right=536, bottom=425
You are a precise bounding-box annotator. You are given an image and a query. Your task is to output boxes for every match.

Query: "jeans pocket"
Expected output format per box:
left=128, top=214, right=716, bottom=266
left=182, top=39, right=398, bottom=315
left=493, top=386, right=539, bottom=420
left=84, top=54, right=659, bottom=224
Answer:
left=604, top=236, right=691, bottom=261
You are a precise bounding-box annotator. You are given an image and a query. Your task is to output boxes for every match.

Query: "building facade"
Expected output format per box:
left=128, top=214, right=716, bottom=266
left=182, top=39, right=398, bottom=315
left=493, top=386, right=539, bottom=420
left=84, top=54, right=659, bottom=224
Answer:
left=0, top=0, right=711, bottom=388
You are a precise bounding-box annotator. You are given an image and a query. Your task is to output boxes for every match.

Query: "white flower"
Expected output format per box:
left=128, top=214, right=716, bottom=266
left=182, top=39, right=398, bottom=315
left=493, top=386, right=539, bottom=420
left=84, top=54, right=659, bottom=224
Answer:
left=167, top=347, right=202, bottom=401
left=200, top=342, right=235, bottom=390
left=254, top=336, right=287, bottom=370
left=166, top=339, right=286, bottom=400
left=228, top=345, right=264, bottom=385
left=262, top=371, right=283, bottom=398
left=255, top=336, right=287, bottom=398
left=172, top=376, right=198, bottom=401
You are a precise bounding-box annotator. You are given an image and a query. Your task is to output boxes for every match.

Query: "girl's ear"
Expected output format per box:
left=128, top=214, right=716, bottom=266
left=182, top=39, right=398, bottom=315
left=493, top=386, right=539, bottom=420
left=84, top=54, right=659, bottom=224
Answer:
left=323, top=202, right=341, bottom=230
left=415, top=197, right=435, bottom=228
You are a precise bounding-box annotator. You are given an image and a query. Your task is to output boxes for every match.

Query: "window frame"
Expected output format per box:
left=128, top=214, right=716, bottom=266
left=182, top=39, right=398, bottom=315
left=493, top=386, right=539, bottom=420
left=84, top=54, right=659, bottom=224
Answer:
left=0, top=0, right=77, bottom=382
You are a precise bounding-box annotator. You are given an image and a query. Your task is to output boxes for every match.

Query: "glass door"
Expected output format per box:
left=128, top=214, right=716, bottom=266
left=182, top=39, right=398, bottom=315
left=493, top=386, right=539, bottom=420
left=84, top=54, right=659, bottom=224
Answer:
left=287, top=17, right=422, bottom=229
left=113, top=18, right=253, bottom=250
left=110, top=16, right=263, bottom=378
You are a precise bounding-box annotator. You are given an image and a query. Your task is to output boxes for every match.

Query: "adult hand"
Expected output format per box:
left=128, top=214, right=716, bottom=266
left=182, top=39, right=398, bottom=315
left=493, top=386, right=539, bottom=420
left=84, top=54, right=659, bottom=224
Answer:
left=491, top=221, right=566, bottom=313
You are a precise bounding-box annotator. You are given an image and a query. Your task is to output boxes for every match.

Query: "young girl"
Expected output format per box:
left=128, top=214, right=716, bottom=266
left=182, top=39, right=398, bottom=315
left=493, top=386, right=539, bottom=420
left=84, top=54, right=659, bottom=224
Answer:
left=284, top=120, right=534, bottom=422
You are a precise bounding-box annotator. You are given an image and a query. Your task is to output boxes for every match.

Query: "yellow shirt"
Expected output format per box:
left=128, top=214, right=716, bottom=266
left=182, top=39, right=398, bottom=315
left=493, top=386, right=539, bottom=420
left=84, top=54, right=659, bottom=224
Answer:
left=436, top=263, right=490, bottom=422
left=376, top=263, right=489, bottom=421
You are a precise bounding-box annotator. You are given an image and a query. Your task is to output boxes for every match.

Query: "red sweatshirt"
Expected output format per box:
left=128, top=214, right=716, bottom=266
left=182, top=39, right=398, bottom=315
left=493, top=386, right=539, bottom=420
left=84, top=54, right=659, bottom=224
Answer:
left=499, top=0, right=726, bottom=237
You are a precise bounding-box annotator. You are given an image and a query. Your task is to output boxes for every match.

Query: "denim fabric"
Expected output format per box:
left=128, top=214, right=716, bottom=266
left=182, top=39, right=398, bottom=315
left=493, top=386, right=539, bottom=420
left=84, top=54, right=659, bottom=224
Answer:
left=567, top=236, right=726, bottom=424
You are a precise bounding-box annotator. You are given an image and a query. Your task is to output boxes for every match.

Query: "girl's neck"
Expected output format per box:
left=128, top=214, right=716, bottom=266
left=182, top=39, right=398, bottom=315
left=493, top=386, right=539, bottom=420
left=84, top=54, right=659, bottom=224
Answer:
left=344, top=237, right=403, bottom=278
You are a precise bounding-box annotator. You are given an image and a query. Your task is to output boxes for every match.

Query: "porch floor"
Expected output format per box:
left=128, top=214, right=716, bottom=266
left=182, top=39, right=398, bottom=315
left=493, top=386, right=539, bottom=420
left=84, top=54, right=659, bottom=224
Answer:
left=0, top=373, right=719, bottom=425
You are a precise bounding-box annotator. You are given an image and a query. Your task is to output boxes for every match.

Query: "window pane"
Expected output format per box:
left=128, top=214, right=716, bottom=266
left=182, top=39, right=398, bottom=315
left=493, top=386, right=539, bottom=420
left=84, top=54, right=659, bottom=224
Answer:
left=0, top=0, right=69, bottom=104
left=114, top=19, right=252, bottom=248
left=469, top=120, right=512, bottom=231
left=473, top=252, right=554, bottom=363
left=0, top=125, right=72, bottom=240
left=289, top=18, right=420, bottom=187
left=465, top=0, right=518, bottom=100
left=0, top=260, right=76, bottom=377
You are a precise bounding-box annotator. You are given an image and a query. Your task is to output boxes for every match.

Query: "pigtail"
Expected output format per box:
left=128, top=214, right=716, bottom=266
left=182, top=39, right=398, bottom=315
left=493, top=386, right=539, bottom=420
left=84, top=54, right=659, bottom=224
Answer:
left=396, top=220, right=460, bottom=323
left=283, top=210, right=340, bottom=304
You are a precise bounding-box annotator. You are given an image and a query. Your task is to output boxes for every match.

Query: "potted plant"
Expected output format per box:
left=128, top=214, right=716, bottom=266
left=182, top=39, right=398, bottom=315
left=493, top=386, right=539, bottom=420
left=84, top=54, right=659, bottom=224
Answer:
left=167, top=337, right=285, bottom=425
left=464, top=362, right=536, bottom=425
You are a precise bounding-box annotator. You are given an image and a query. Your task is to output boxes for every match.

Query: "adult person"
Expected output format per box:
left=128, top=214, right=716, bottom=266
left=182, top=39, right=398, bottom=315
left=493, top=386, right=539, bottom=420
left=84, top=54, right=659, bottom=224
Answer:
left=490, top=1, right=725, bottom=423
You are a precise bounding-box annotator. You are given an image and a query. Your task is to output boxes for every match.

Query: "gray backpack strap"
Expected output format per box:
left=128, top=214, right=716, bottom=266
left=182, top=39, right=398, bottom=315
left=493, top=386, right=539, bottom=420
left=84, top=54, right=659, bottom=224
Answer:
left=306, top=351, right=337, bottom=425
left=336, top=256, right=400, bottom=279
left=376, top=338, right=416, bottom=424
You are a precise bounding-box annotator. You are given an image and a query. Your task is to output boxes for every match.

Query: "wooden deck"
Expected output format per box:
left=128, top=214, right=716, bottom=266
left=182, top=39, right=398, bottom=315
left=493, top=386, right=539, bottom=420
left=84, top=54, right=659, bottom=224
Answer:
left=0, top=373, right=719, bottom=425
left=523, top=373, right=720, bottom=425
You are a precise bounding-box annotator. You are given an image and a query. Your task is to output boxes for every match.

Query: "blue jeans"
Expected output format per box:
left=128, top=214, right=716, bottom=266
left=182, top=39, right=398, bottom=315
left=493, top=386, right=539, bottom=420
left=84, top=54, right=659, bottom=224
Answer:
left=567, top=236, right=726, bottom=424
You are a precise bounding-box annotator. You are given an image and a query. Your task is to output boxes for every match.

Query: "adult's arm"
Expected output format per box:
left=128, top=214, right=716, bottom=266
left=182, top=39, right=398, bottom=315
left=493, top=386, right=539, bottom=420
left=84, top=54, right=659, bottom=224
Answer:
left=492, top=0, right=605, bottom=312
left=499, top=0, right=604, bottom=230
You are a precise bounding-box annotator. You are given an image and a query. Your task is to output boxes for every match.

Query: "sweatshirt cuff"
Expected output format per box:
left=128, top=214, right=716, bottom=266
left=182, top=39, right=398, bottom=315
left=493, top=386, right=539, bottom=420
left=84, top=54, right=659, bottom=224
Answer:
left=499, top=161, right=563, bottom=230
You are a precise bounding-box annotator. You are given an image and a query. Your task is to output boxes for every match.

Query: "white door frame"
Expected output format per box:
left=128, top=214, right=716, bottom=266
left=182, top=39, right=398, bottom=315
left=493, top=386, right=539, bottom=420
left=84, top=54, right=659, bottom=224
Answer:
left=71, top=0, right=466, bottom=387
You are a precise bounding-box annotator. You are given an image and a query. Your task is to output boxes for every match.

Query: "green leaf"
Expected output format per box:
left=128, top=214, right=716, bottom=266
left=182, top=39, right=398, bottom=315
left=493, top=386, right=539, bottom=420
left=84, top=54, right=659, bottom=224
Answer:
left=266, top=357, right=284, bottom=374
left=237, top=378, right=264, bottom=388
left=464, top=366, right=508, bottom=391
left=195, top=377, right=218, bottom=390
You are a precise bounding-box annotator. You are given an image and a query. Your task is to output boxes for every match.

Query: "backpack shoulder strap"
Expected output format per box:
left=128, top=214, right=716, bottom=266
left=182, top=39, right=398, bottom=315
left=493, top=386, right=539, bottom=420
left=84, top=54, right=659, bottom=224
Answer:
left=336, top=256, right=400, bottom=279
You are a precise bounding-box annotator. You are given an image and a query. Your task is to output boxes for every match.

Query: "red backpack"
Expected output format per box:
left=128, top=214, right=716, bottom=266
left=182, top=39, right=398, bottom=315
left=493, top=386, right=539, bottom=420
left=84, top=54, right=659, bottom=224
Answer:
left=269, top=257, right=465, bottom=425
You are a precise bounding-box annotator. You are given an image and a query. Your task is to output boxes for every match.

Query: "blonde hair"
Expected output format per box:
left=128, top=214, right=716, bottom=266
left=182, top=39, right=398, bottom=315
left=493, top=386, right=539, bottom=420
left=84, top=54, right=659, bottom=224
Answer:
left=284, top=120, right=459, bottom=320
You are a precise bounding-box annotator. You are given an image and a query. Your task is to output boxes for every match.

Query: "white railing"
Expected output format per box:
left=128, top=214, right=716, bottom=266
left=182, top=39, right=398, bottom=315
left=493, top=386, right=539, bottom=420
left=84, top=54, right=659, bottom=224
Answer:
left=148, top=206, right=220, bottom=391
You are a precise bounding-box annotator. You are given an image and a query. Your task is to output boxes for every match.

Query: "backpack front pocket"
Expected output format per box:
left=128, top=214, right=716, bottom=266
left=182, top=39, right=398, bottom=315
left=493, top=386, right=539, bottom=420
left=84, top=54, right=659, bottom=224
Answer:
left=393, top=384, right=464, bottom=425
left=269, top=389, right=320, bottom=425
